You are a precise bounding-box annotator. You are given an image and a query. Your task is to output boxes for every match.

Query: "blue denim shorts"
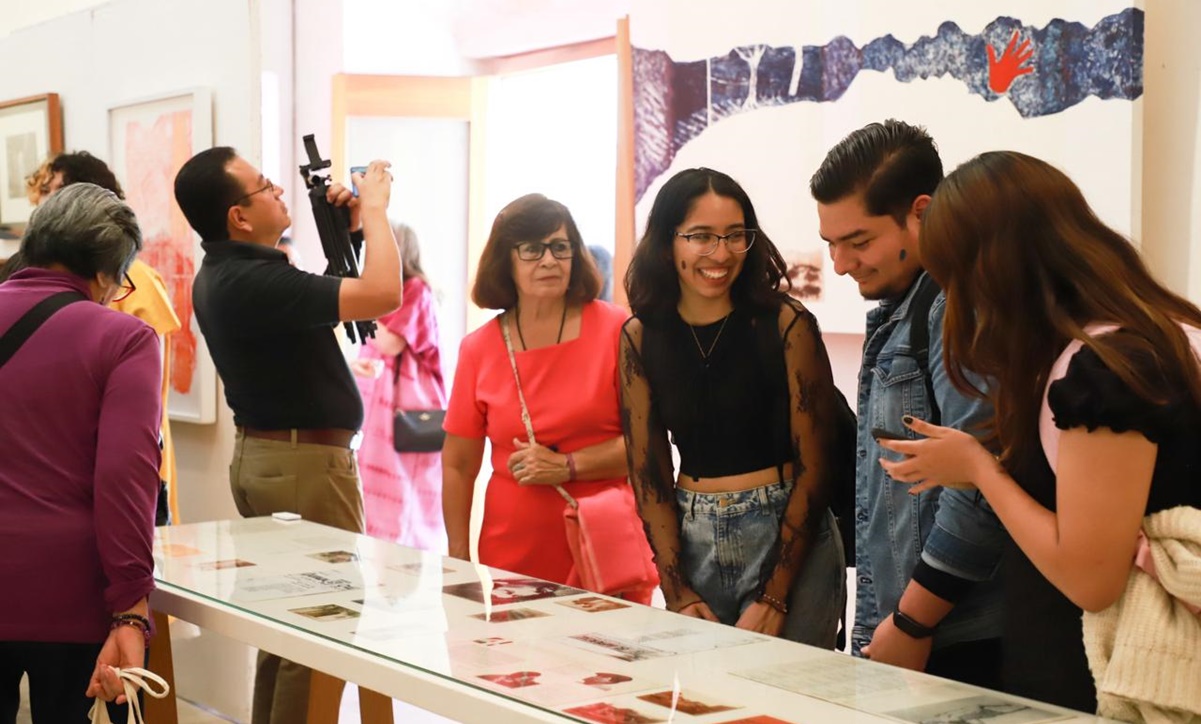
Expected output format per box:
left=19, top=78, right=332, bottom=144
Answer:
left=677, top=480, right=846, bottom=647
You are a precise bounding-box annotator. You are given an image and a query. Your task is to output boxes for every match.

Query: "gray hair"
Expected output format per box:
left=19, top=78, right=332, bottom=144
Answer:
left=22, top=182, right=142, bottom=281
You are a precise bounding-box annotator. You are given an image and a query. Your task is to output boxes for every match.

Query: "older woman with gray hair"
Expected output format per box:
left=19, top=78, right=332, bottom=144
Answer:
left=0, top=183, right=163, bottom=720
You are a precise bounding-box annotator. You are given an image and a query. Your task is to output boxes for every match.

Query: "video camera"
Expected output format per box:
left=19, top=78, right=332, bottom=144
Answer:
left=298, top=133, right=376, bottom=344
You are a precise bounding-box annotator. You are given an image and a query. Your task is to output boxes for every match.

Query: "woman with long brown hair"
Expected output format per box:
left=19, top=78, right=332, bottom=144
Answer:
left=876, top=151, right=1201, bottom=711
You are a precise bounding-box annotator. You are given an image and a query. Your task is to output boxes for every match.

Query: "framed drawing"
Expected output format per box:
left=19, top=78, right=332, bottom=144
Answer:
left=0, top=93, right=63, bottom=228
left=108, top=88, right=217, bottom=423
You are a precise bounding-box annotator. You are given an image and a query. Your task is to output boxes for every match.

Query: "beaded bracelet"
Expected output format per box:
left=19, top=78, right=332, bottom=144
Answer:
left=110, top=618, right=151, bottom=648
left=759, top=593, right=788, bottom=615
left=112, top=612, right=152, bottom=631
left=565, top=453, right=578, bottom=482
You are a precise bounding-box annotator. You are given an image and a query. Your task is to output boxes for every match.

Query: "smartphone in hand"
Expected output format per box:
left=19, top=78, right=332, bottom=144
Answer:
left=871, top=426, right=908, bottom=441
left=349, top=166, right=368, bottom=196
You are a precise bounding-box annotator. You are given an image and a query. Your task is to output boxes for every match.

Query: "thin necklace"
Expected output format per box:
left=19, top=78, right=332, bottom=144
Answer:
left=515, top=303, right=568, bottom=351
left=688, top=312, right=731, bottom=366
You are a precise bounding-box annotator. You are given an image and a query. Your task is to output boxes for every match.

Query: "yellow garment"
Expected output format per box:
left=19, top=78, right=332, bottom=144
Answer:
left=111, top=259, right=182, bottom=522
left=1083, top=505, right=1201, bottom=723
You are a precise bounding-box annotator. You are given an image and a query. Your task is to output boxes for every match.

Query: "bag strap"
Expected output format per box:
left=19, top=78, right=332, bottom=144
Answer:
left=0, top=290, right=87, bottom=370
left=497, top=314, right=577, bottom=509
left=906, top=274, right=942, bottom=424
left=87, top=667, right=170, bottom=724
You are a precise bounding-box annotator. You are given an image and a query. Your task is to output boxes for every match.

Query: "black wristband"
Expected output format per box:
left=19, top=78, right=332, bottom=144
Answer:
left=893, top=609, right=936, bottom=639
left=911, top=559, right=975, bottom=603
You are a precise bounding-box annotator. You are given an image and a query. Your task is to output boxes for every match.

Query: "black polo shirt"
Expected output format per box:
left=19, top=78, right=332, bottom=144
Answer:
left=193, top=239, right=363, bottom=431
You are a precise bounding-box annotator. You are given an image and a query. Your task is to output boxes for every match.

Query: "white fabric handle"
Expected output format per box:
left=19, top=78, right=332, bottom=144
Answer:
left=88, top=667, right=170, bottom=724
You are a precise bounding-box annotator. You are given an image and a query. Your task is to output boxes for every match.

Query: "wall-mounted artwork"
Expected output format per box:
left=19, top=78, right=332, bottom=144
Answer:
left=0, top=93, right=63, bottom=229
left=630, top=1, right=1143, bottom=334
left=109, top=88, right=216, bottom=423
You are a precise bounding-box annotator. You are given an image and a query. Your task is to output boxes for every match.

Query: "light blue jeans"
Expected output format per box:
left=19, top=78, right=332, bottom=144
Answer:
left=677, top=481, right=845, bottom=648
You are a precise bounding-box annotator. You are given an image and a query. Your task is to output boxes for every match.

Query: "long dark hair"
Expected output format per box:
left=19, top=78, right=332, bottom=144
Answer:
left=922, top=151, right=1201, bottom=463
left=625, top=167, right=789, bottom=319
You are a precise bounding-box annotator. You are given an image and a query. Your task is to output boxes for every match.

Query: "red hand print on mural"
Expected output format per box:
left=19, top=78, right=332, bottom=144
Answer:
left=987, top=30, right=1034, bottom=94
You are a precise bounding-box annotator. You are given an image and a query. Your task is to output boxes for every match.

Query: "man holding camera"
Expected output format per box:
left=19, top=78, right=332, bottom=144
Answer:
left=174, top=148, right=399, bottom=724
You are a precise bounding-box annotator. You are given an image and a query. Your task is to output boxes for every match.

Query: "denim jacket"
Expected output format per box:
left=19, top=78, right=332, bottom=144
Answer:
left=852, top=272, right=1007, bottom=654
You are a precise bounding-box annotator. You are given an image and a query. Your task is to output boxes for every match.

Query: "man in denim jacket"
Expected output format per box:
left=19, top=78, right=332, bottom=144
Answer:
left=811, top=120, right=1008, bottom=688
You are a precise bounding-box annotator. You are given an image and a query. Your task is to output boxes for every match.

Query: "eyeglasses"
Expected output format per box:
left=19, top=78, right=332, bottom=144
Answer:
left=234, top=179, right=275, bottom=205
left=514, top=240, right=574, bottom=261
left=112, top=272, right=136, bottom=303
left=675, top=229, right=757, bottom=256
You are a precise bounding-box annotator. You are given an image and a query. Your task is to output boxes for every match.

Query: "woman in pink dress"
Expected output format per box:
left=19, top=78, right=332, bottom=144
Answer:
left=352, top=223, right=447, bottom=550
left=442, top=194, right=656, bottom=601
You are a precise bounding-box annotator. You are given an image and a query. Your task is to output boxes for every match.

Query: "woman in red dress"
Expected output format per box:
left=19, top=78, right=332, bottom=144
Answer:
left=442, top=194, right=654, bottom=601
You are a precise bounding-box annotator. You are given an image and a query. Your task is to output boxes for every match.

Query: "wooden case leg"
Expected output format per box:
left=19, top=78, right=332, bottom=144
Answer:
left=144, top=611, right=179, bottom=724
left=307, top=670, right=347, bottom=724
left=359, top=688, right=395, bottom=724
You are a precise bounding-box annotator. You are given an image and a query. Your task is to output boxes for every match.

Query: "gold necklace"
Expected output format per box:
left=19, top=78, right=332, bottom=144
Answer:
left=688, top=313, right=731, bottom=365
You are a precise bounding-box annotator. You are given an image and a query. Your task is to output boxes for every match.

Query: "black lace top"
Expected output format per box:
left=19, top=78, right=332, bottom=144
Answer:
left=618, top=299, right=841, bottom=610
left=1003, top=328, right=1201, bottom=711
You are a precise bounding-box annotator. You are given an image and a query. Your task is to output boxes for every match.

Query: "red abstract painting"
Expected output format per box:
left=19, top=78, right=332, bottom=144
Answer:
left=120, top=110, right=197, bottom=394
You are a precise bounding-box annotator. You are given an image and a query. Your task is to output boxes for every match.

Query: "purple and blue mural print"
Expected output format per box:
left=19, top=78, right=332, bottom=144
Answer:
left=633, top=8, right=1143, bottom=202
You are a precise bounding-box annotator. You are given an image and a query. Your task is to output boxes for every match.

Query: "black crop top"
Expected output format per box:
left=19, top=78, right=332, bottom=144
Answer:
left=635, top=305, right=789, bottom=478
left=618, top=299, right=842, bottom=610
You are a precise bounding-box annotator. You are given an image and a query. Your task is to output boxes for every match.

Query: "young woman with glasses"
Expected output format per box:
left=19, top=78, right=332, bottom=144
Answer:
left=442, top=193, right=656, bottom=601
left=620, top=167, right=846, bottom=644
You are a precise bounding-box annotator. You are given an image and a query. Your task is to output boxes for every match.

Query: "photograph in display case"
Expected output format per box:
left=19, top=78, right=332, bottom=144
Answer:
left=886, top=695, right=1068, bottom=724
left=309, top=550, right=360, bottom=564
left=564, top=702, right=665, bottom=724
left=198, top=558, right=255, bottom=570
left=470, top=607, right=548, bottom=623
left=290, top=604, right=361, bottom=622
left=478, top=671, right=541, bottom=689
left=0, top=93, right=62, bottom=228
left=638, top=690, right=739, bottom=715
left=556, top=596, right=630, bottom=613
left=445, top=576, right=582, bottom=605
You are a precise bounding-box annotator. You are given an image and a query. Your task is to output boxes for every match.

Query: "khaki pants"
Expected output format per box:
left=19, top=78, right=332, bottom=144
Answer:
left=229, top=430, right=365, bottom=724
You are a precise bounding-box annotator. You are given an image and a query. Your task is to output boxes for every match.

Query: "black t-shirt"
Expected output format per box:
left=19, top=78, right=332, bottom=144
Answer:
left=192, top=239, right=363, bottom=430
left=1002, top=328, right=1201, bottom=711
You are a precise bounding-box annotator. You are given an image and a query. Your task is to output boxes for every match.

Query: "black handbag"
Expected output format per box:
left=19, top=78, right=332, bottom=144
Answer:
left=393, top=409, right=446, bottom=453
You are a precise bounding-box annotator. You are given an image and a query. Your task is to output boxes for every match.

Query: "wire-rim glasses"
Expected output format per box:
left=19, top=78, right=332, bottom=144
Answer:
left=234, top=179, right=275, bottom=205
left=674, top=229, right=757, bottom=256
left=514, top=240, right=574, bottom=261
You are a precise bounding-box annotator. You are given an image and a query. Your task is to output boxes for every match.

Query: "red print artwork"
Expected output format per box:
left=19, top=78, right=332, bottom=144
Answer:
left=987, top=30, right=1035, bottom=94
left=122, top=110, right=197, bottom=394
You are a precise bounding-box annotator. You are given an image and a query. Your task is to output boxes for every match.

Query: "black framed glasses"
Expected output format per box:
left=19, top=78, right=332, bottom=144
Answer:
left=514, top=240, right=574, bottom=261
left=112, top=272, right=136, bottom=303
left=234, top=179, right=275, bottom=205
left=675, top=229, right=757, bottom=256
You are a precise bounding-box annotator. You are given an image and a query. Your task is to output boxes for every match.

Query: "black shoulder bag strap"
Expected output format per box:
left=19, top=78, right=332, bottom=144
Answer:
left=907, top=275, right=943, bottom=424
left=0, top=291, right=87, bottom=370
